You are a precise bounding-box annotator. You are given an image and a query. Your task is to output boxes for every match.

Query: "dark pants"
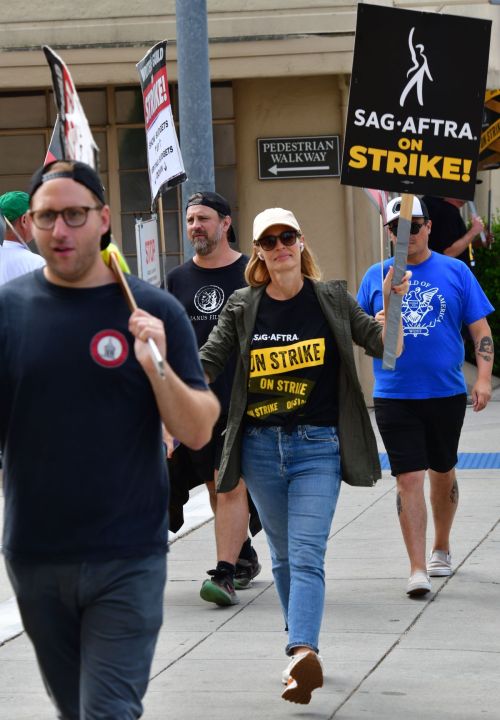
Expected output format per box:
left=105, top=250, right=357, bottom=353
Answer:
left=6, top=555, right=166, bottom=720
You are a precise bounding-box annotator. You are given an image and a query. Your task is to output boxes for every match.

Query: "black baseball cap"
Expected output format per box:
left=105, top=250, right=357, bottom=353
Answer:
left=28, top=160, right=111, bottom=249
left=186, top=191, right=236, bottom=243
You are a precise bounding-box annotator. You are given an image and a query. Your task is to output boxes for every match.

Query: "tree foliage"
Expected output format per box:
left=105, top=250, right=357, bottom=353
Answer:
left=468, top=216, right=500, bottom=377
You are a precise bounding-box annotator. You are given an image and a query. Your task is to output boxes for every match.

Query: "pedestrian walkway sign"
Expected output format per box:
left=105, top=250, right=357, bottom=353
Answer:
left=258, top=136, right=340, bottom=180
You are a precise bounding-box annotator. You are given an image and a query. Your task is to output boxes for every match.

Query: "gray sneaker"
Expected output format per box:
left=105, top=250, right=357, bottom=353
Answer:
left=406, top=571, right=431, bottom=597
left=427, top=550, right=453, bottom=577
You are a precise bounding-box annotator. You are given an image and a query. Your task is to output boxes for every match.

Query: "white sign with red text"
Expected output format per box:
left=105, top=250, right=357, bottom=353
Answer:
left=135, top=217, right=161, bottom=287
left=137, top=42, right=186, bottom=205
left=43, top=46, right=99, bottom=168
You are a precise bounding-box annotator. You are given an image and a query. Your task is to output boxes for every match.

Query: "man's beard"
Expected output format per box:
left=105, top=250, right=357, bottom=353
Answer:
left=191, top=225, right=222, bottom=256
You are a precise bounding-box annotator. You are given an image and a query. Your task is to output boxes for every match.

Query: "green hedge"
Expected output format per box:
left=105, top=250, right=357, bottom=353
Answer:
left=467, top=215, right=500, bottom=377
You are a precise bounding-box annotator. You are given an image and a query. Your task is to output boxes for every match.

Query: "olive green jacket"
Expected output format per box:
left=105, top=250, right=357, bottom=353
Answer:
left=199, top=280, right=384, bottom=492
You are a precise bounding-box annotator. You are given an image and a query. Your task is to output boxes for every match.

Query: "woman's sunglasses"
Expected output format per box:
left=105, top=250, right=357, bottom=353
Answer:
left=256, top=230, right=299, bottom=251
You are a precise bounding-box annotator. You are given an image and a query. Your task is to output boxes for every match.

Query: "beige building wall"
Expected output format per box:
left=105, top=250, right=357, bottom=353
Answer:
left=1, top=1, right=497, bottom=219
left=234, top=76, right=348, bottom=280
left=1, top=2, right=498, bottom=87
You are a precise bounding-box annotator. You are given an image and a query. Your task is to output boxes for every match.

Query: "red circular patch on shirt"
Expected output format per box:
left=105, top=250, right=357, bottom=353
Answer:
left=90, top=330, right=129, bottom=368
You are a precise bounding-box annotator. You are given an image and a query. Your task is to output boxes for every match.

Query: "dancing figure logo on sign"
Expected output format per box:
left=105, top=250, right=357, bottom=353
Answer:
left=399, top=27, right=434, bottom=107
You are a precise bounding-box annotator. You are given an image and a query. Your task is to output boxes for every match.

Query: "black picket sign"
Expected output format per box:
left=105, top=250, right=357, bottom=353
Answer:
left=341, top=4, right=491, bottom=200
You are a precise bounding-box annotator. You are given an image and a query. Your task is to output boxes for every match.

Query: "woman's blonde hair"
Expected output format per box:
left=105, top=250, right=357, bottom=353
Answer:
left=244, top=236, right=322, bottom=287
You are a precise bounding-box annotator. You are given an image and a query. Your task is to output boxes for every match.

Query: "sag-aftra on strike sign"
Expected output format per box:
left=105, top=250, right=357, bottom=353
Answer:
left=341, top=4, right=491, bottom=200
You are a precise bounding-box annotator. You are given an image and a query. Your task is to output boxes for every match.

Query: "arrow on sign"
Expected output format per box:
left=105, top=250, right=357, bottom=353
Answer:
left=268, top=164, right=330, bottom=175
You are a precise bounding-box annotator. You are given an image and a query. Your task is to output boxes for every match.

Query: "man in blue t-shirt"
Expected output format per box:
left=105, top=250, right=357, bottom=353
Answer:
left=0, top=160, right=219, bottom=719
left=358, top=196, right=494, bottom=598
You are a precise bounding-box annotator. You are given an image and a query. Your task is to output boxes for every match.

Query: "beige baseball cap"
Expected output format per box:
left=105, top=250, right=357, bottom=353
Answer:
left=253, top=207, right=302, bottom=242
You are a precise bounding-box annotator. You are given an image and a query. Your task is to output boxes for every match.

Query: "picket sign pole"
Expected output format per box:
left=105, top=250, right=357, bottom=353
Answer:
left=157, top=193, right=168, bottom=284
left=382, top=192, right=413, bottom=370
left=467, top=200, right=487, bottom=246
left=379, top=213, right=385, bottom=290
left=109, top=252, right=166, bottom=378
left=2, top=216, right=30, bottom=250
left=157, top=194, right=167, bottom=254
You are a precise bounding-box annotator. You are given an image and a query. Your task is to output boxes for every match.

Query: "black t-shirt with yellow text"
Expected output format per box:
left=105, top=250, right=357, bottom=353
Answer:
left=246, top=279, right=339, bottom=428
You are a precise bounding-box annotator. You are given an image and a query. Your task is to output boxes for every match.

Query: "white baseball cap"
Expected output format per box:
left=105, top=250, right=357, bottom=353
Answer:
left=385, top=197, right=429, bottom=225
left=253, top=208, right=302, bottom=242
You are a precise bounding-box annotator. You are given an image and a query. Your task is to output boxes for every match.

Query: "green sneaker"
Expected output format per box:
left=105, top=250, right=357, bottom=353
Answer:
left=200, top=570, right=240, bottom=606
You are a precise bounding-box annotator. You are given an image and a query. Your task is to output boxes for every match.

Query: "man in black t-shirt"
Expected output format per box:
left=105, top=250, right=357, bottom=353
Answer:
left=0, top=161, right=219, bottom=720
left=167, top=191, right=261, bottom=607
left=422, top=195, right=490, bottom=269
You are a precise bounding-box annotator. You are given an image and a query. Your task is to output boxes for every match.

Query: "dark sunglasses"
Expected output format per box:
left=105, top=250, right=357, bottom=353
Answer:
left=388, top=220, right=427, bottom=236
left=256, top=229, right=299, bottom=251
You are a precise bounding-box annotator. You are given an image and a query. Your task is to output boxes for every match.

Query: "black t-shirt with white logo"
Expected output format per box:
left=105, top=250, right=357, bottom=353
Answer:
left=168, top=255, right=248, bottom=412
left=246, top=278, right=339, bottom=428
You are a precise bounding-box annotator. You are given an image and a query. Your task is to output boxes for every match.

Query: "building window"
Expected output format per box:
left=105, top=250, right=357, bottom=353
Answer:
left=0, top=82, right=236, bottom=274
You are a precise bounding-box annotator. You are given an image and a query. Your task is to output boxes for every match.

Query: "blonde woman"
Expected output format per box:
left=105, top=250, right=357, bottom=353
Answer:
left=200, top=208, right=409, bottom=704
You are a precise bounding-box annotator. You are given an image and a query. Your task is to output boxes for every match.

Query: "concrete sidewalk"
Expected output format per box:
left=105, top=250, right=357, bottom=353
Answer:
left=1, top=390, right=499, bottom=719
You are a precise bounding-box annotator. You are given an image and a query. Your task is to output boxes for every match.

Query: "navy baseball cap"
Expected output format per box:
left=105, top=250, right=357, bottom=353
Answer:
left=28, top=160, right=111, bottom=249
left=186, top=191, right=236, bottom=243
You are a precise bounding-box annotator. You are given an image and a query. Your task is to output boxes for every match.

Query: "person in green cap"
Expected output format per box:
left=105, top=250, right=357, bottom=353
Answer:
left=0, top=190, right=45, bottom=285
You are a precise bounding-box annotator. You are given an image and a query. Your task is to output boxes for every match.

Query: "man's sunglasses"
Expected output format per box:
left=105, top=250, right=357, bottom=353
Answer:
left=388, top=220, right=427, bottom=236
left=256, top=229, right=299, bottom=251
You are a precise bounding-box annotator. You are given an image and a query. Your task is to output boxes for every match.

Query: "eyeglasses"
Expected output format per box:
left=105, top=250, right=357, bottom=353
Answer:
left=29, top=206, right=102, bottom=230
left=256, top=230, right=299, bottom=251
left=388, top=220, right=427, bottom=236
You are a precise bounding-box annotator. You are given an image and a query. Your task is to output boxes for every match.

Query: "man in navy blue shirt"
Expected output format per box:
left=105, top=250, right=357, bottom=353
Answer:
left=0, top=160, right=219, bottom=719
left=358, top=196, right=494, bottom=598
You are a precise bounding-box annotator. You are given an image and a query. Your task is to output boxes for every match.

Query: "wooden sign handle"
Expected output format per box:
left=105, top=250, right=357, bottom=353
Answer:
left=109, top=251, right=166, bottom=378
left=110, top=252, right=137, bottom=312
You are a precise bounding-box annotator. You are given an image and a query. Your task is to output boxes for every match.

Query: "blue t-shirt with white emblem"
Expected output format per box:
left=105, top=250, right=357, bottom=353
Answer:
left=357, top=252, right=494, bottom=399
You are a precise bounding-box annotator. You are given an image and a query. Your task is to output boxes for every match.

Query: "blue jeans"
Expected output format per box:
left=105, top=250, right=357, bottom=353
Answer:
left=6, top=555, right=166, bottom=720
left=241, top=425, right=341, bottom=655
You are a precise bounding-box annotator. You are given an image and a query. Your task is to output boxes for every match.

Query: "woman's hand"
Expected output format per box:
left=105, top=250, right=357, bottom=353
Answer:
left=381, top=266, right=411, bottom=357
left=382, top=266, right=412, bottom=302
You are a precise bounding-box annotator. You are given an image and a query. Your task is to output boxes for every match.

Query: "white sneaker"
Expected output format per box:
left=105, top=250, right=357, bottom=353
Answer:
left=406, top=571, right=431, bottom=597
left=427, top=550, right=453, bottom=577
left=281, top=651, right=323, bottom=704
left=282, top=651, right=323, bottom=684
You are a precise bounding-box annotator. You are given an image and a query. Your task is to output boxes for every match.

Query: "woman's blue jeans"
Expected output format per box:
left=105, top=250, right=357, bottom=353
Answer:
left=241, top=425, right=341, bottom=656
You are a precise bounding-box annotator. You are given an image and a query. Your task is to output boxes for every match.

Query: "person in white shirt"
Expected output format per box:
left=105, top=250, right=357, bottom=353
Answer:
left=0, top=191, right=45, bottom=285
